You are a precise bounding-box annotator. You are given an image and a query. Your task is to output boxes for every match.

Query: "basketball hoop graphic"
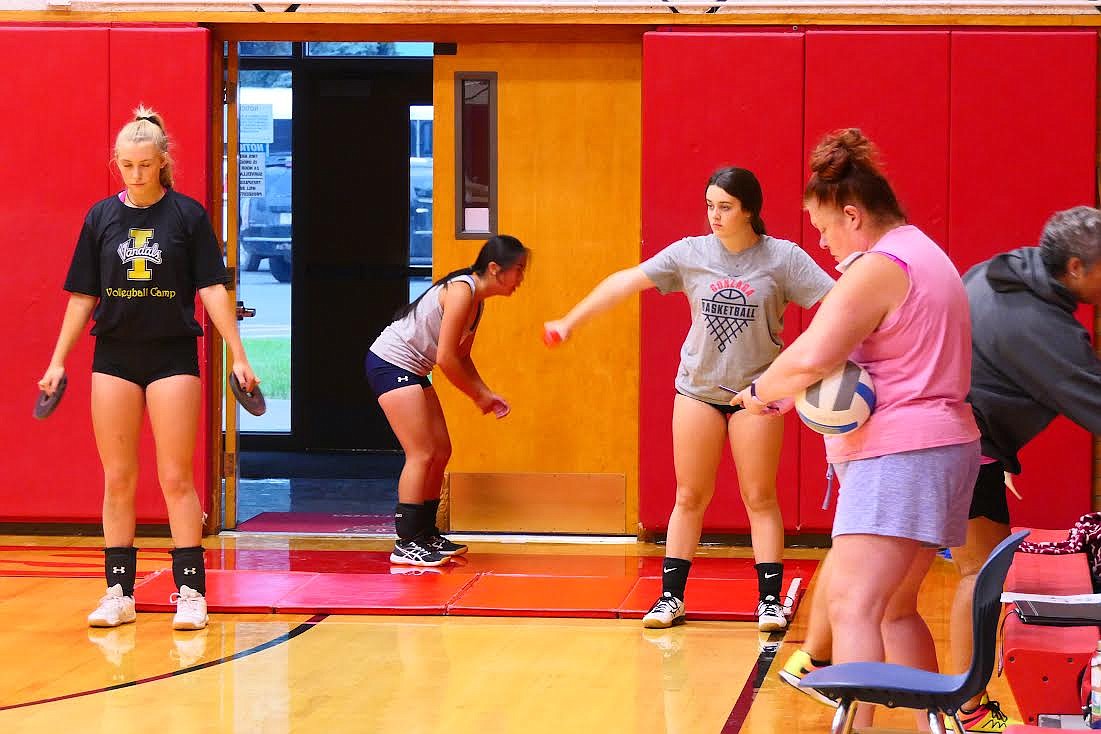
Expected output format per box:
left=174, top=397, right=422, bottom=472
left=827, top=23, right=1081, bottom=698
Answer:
left=702, top=288, right=757, bottom=352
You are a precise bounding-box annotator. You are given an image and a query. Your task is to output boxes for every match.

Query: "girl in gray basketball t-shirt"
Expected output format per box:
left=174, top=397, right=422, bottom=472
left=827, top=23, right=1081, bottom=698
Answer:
left=545, top=167, right=833, bottom=630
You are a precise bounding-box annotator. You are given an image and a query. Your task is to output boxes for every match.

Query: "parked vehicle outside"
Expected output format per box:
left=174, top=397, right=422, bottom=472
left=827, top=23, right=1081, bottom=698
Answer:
left=240, top=153, right=293, bottom=282
left=410, top=155, right=432, bottom=267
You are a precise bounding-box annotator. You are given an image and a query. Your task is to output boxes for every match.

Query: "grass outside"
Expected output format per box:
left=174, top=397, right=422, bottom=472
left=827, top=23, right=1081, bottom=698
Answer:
left=242, top=337, right=290, bottom=399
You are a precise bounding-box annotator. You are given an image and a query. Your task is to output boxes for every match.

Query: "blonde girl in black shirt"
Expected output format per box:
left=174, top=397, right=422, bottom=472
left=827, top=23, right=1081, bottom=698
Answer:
left=37, top=106, right=258, bottom=632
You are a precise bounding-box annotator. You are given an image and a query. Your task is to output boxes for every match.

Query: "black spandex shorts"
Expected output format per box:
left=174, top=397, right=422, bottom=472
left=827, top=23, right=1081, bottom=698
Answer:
left=968, top=461, right=1010, bottom=525
left=678, top=390, right=745, bottom=417
left=92, top=336, right=199, bottom=388
left=366, top=350, right=431, bottom=397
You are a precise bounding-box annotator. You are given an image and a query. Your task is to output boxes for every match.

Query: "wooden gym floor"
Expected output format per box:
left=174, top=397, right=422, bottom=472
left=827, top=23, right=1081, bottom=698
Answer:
left=0, top=534, right=1021, bottom=733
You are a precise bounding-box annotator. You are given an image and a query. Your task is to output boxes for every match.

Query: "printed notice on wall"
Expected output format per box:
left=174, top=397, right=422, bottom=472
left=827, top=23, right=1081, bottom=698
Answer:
left=239, top=104, right=274, bottom=144
left=240, top=147, right=266, bottom=198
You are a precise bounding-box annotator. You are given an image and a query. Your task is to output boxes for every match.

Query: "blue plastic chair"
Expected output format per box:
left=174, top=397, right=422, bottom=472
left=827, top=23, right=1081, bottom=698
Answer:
left=799, top=530, right=1029, bottom=734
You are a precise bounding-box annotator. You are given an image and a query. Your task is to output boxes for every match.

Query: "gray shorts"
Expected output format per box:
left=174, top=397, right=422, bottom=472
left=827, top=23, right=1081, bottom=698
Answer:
left=832, top=440, right=981, bottom=548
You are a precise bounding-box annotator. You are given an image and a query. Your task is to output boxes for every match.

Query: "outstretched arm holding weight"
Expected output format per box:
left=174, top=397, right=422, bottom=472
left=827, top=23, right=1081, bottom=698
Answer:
left=543, top=266, right=656, bottom=345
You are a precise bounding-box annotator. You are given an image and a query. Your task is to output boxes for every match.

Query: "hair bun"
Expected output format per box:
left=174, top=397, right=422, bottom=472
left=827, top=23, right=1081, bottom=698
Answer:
left=809, top=128, right=878, bottom=182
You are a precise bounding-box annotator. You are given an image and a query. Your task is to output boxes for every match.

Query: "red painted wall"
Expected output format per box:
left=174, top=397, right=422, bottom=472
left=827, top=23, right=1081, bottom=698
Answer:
left=0, top=25, right=213, bottom=523
left=641, top=30, right=807, bottom=532
left=642, top=28, right=1097, bottom=533
left=948, top=30, right=1097, bottom=530
left=799, top=30, right=951, bottom=531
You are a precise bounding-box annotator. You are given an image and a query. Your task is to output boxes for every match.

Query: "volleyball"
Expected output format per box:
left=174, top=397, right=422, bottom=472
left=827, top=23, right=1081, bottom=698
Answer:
left=795, top=361, right=876, bottom=435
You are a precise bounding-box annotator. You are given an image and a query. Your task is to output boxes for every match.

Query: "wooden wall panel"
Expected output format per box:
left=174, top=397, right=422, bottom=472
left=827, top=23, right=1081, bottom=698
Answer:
left=434, top=41, right=642, bottom=533
left=450, top=473, right=626, bottom=533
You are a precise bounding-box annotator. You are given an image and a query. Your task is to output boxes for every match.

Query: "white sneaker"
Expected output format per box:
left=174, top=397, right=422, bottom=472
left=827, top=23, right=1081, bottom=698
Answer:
left=88, top=584, right=136, bottom=628
left=643, top=592, right=686, bottom=629
left=171, top=585, right=208, bottom=631
left=757, top=596, right=788, bottom=632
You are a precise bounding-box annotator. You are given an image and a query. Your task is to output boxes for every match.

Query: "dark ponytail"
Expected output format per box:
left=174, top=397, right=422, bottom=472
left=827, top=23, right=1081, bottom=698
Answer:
left=392, top=234, right=530, bottom=321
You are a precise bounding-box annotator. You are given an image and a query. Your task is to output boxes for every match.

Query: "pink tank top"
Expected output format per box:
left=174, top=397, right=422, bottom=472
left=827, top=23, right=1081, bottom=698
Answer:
left=825, top=225, right=979, bottom=463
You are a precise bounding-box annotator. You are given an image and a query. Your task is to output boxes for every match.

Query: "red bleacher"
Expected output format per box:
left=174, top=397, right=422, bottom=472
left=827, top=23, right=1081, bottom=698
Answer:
left=1003, top=527, right=1099, bottom=726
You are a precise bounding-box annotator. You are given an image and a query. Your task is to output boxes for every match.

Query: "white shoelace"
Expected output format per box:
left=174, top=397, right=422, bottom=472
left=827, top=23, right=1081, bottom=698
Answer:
left=170, top=592, right=205, bottom=616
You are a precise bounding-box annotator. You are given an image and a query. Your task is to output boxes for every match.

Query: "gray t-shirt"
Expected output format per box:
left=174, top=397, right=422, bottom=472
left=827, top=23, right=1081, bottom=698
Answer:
left=369, top=274, right=480, bottom=376
left=640, top=234, right=834, bottom=404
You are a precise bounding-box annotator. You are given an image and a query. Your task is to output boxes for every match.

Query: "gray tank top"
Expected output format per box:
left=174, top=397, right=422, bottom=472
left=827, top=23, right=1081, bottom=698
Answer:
left=369, top=274, right=480, bottom=376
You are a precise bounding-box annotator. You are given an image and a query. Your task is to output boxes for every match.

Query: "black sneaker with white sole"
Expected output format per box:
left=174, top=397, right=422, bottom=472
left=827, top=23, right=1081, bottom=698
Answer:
left=390, top=538, right=449, bottom=567
left=426, top=533, right=468, bottom=556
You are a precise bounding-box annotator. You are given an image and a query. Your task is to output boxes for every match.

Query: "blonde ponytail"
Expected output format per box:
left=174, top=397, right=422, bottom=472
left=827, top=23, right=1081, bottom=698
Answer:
left=115, top=104, right=174, bottom=188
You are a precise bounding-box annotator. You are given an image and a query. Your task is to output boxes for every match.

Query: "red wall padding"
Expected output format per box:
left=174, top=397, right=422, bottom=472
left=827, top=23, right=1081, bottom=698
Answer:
left=948, top=31, right=1098, bottom=529
left=109, top=28, right=213, bottom=524
left=641, top=31, right=806, bottom=532
left=799, top=30, right=951, bottom=531
left=0, top=25, right=212, bottom=523
left=0, top=27, right=111, bottom=522
left=642, top=28, right=1098, bottom=535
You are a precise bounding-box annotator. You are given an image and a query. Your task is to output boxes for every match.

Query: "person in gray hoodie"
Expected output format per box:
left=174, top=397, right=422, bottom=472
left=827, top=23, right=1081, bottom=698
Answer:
left=946, top=205, right=1101, bottom=730
left=779, top=206, right=1101, bottom=732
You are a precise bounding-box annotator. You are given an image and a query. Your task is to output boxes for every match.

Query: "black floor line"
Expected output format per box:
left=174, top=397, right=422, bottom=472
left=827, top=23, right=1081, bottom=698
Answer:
left=719, top=632, right=783, bottom=733
left=0, top=614, right=328, bottom=712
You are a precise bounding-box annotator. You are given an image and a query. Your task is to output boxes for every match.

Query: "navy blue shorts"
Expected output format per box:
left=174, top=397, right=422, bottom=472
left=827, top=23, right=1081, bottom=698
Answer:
left=93, top=336, right=199, bottom=388
left=366, top=351, right=430, bottom=397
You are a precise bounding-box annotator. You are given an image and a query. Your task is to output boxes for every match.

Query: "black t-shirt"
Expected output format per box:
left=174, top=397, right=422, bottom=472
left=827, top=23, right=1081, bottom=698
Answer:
left=64, top=190, right=230, bottom=340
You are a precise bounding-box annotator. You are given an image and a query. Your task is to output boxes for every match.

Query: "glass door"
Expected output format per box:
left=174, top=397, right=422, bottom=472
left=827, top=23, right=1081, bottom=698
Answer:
left=237, top=58, right=294, bottom=435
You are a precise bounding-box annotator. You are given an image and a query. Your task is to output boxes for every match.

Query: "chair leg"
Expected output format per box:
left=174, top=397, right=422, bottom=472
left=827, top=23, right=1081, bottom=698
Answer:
left=831, top=699, right=858, bottom=734
left=951, top=713, right=966, bottom=732
left=927, top=710, right=946, bottom=734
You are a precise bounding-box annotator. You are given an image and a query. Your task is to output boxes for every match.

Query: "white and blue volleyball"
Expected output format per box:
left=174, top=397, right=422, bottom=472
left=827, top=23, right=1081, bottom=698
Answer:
left=795, top=361, right=876, bottom=435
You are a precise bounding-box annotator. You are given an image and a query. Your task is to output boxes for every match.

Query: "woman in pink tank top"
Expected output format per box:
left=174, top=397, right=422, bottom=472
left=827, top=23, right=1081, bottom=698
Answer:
left=731, top=129, right=980, bottom=729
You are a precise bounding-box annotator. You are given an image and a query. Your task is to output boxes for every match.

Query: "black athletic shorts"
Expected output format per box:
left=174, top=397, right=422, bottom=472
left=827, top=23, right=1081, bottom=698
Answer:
left=677, top=390, right=745, bottom=417
left=93, top=336, right=200, bottom=388
left=968, top=460, right=1010, bottom=525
